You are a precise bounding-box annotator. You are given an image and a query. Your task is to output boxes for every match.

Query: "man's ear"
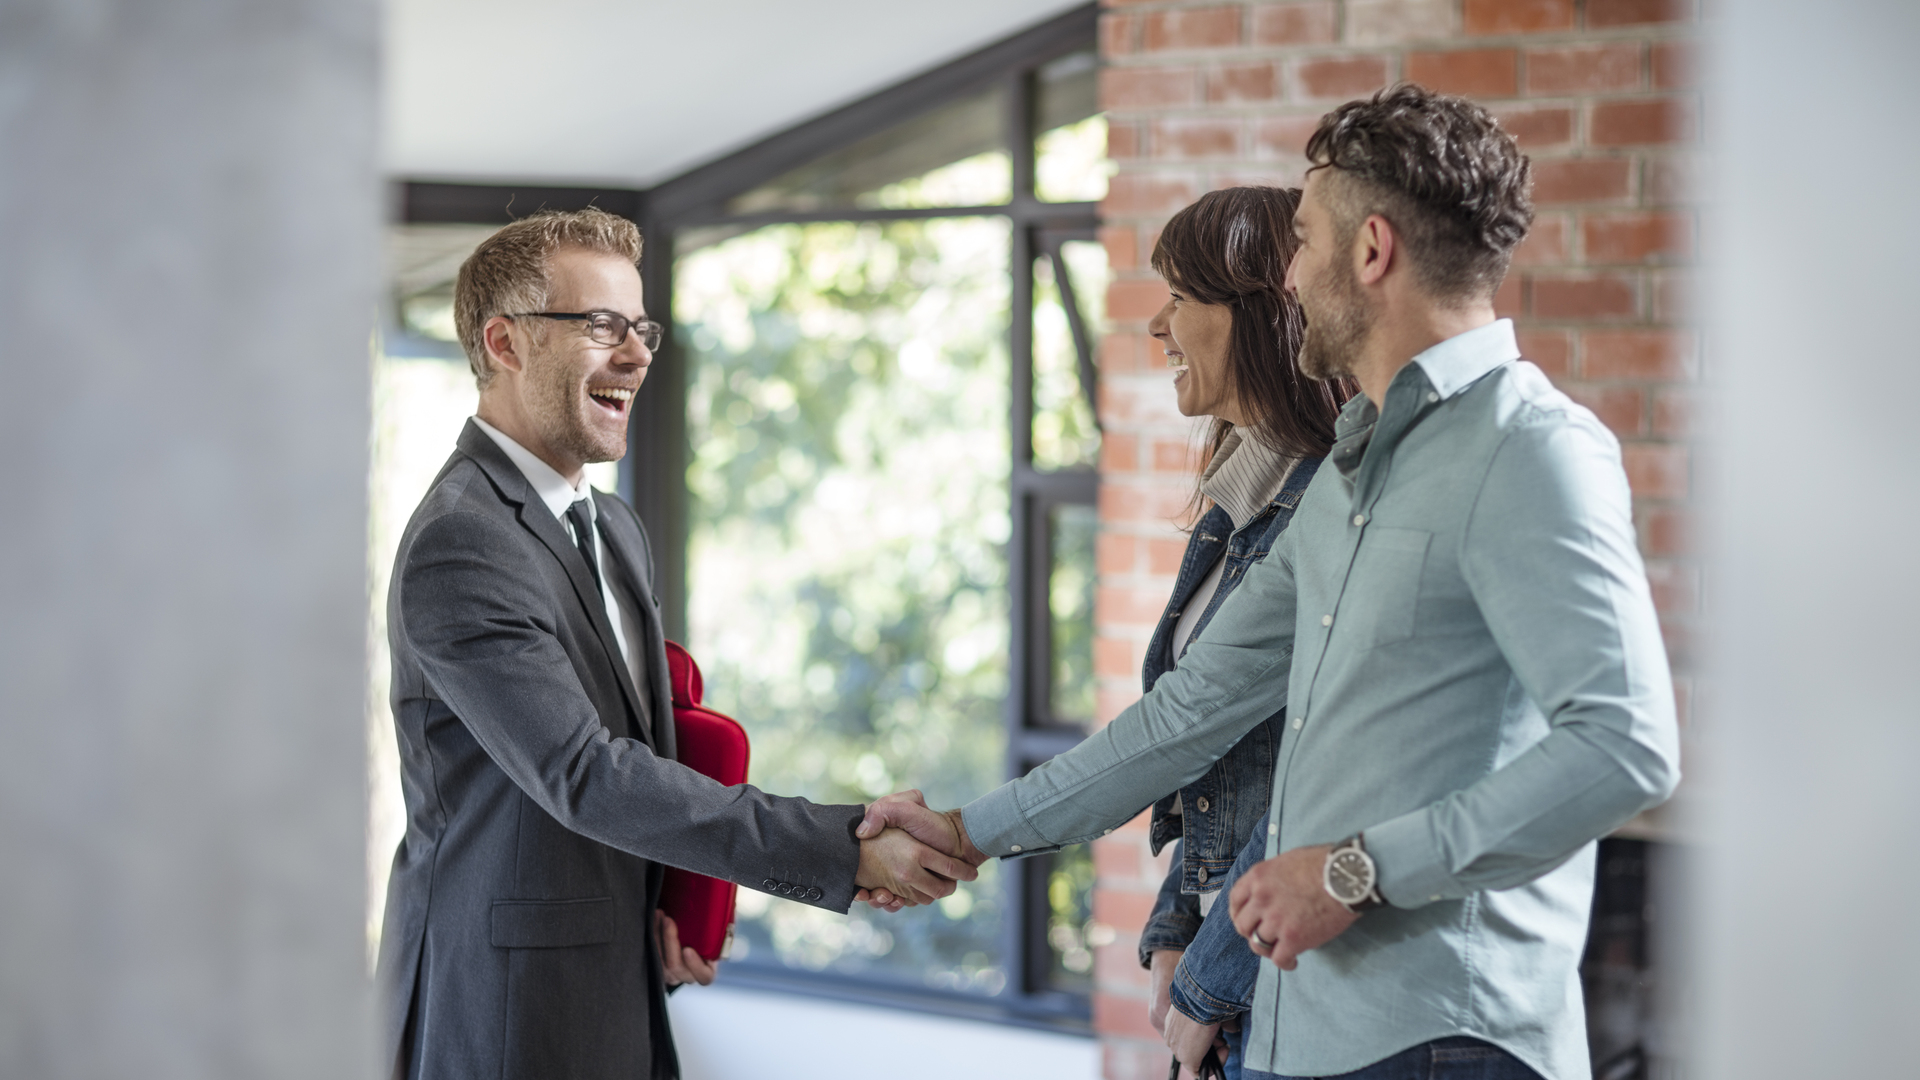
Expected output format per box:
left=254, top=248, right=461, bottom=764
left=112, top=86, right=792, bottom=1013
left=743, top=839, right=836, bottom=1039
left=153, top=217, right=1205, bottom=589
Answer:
left=482, top=315, right=525, bottom=377
left=1355, top=214, right=1395, bottom=287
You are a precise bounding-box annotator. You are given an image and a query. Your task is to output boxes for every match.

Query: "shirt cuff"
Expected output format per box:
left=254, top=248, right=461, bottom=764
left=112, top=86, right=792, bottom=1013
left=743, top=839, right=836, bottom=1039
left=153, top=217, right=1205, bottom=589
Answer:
left=1362, top=807, right=1460, bottom=908
left=960, top=788, right=1060, bottom=859
left=1169, top=961, right=1241, bottom=1025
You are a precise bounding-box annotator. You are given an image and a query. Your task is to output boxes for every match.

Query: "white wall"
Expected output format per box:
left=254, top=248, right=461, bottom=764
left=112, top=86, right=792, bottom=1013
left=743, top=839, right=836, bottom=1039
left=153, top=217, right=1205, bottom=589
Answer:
left=671, top=986, right=1100, bottom=1080
left=0, top=2, right=380, bottom=1076
left=1699, top=2, right=1920, bottom=1077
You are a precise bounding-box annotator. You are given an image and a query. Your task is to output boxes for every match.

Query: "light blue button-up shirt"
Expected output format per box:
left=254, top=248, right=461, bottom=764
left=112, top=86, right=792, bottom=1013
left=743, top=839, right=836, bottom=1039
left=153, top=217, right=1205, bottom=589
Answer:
left=963, top=320, right=1678, bottom=1080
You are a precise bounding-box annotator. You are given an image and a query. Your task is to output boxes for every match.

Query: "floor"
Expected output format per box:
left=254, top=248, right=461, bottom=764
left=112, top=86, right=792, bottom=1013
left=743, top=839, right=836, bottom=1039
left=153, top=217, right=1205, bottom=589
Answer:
left=668, top=983, right=1101, bottom=1080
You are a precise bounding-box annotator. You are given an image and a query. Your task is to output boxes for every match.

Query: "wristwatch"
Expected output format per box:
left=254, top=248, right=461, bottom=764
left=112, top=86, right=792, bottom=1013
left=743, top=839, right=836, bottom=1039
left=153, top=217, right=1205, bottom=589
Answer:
left=1323, top=834, right=1386, bottom=913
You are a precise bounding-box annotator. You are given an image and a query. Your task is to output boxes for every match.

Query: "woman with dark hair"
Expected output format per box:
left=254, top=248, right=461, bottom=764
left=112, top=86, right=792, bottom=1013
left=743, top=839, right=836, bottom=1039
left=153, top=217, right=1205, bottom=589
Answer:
left=1135, top=186, right=1354, bottom=1079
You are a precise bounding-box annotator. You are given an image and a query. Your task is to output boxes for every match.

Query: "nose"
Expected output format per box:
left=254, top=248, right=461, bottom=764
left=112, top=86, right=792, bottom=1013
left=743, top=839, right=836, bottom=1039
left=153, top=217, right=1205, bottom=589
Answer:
left=1283, top=251, right=1300, bottom=296
left=1147, top=296, right=1175, bottom=340
left=618, top=327, right=653, bottom=367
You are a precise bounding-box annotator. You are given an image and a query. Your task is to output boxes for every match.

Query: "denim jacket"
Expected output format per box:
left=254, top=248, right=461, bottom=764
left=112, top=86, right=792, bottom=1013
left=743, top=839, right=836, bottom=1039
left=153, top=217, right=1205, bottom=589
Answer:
left=1135, top=455, right=1321, bottom=975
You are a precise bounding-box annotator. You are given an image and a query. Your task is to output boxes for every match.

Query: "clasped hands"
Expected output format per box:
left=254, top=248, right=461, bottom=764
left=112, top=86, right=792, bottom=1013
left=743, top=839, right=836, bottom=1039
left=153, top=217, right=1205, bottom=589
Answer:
left=853, top=790, right=987, bottom=910
left=853, top=790, right=989, bottom=911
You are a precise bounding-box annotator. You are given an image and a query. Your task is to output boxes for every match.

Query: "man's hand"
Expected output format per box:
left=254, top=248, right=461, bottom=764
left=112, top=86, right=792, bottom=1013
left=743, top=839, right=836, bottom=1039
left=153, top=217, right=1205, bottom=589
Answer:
left=1164, top=1006, right=1225, bottom=1078
left=855, top=825, right=978, bottom=907
left=853, top=790, right=989, bottom=908
left=1228, top=844, right=1358, bottom=970
left=1148, top=948, right=1183, bottom=1034
left=656, top=911, right=717, bottom=988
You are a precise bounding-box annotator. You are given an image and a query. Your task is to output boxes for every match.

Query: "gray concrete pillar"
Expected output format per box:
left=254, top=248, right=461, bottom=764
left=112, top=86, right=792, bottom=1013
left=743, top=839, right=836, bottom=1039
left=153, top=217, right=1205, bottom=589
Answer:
left=0, top=3, right=379, bottom=1077
left=1702, top=2, right=1920, bottom=1076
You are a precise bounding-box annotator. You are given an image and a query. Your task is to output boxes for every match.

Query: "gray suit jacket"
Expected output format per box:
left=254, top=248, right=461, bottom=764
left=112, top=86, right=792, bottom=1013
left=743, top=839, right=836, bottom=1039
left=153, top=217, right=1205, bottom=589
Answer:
left=377, top=421, right=862, bottom=1080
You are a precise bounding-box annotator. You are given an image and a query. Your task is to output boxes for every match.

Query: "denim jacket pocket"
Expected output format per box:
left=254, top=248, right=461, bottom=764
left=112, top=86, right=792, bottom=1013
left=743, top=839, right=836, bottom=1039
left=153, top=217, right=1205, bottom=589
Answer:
left=1344, top=527, right=1431, bottom=648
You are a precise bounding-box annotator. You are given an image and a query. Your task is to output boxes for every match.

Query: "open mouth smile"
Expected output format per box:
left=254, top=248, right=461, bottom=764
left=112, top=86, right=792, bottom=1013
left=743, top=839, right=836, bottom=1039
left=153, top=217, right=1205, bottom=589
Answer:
left=588, top=386, right=634, bottom=417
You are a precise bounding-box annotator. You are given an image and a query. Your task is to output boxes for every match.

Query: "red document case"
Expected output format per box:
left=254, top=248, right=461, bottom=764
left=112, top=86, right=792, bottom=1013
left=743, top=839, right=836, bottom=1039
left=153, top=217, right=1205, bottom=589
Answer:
left=658, top=641, right=750, bottom=962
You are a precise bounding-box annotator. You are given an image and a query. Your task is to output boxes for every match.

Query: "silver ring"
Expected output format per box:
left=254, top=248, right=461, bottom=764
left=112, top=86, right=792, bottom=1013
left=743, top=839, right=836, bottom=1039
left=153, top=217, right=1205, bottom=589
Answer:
left=1249, top=930, right=1273, bottom=950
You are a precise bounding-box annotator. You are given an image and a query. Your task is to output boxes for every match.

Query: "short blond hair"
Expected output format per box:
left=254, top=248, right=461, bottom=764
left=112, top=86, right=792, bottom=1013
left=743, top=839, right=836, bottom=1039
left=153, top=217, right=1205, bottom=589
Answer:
left=454, top=208, right=643, bottom=388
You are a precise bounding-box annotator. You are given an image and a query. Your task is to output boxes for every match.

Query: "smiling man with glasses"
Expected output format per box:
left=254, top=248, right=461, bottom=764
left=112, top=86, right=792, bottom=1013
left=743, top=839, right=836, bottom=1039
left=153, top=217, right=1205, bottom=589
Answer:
left=375, top=208, right=973, bottom=1080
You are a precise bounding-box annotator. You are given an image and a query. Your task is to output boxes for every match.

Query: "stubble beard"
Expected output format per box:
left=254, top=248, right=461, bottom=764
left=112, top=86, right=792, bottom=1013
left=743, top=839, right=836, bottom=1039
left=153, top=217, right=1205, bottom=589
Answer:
left=1297, top=258, right=1374, bottom=383
left=526, top=342, right=625, bottom=466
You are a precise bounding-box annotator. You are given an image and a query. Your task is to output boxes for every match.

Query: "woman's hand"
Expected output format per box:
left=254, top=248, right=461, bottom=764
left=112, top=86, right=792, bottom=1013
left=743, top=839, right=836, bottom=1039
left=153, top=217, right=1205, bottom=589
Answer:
left=1148, top=949, right=1184, bottom=1033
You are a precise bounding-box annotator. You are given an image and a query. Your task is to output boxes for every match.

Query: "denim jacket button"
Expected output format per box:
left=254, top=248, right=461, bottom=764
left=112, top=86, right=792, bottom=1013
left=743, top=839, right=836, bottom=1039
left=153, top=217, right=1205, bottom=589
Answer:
left=1195, top=796, right=1210, bottom=813
left=1197, top=866, right=1210, bottom=884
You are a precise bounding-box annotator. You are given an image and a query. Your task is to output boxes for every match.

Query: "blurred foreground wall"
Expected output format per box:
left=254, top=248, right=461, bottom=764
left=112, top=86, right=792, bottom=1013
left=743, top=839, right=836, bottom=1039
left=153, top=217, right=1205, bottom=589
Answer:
left=0, top=3, right=379, bottom=1077
left=1699, top=1, right=1920, bottom=1077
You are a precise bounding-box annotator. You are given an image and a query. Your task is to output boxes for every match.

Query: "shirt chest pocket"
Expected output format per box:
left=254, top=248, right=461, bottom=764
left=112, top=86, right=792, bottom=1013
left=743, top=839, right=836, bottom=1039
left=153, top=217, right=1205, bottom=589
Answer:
left=1343, top=527, right=1431, bottom=649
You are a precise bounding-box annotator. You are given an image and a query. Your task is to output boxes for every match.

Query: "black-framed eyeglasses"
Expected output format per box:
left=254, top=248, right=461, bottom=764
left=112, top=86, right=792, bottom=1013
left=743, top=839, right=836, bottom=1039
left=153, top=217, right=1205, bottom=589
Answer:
left=510, top=311, right=663, bottom=350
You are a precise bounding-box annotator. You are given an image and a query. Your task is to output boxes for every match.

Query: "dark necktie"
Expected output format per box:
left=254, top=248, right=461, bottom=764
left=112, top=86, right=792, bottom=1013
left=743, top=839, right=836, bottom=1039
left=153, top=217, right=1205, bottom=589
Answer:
left=565, top=499, right=601, bottom=589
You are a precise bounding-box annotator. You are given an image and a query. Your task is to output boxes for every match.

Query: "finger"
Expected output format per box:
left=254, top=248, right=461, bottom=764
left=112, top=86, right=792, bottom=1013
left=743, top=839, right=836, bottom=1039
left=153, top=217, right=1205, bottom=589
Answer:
left=919, top=845, right=978, bottom=883
left=857, top=790, right=928, bottom=838
left=658, top=913, right=694, bottom=985
left=682, top=946, right=718, bottom=986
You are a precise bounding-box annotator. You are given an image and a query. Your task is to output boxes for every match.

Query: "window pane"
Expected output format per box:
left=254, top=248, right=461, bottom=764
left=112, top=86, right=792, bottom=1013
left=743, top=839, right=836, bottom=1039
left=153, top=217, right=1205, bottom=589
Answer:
left=1035, top=50, right=1112, bottom=203
left=1031, top=255, right=1100, bottom=471
left=1044, top=843, right=1103, bottom=993
left=389, top=223, right=500, bottom=342
left=1049, top=503, right=1098, bottom=726
left=728, top=87, right=1012, bottom=216
left=677, top=217, right=1013, bottom=993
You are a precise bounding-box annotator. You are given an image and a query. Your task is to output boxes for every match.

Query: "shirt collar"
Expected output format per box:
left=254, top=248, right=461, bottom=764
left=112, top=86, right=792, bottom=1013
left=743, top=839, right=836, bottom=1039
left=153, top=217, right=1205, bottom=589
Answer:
left=471, top=415, right=592, bottom=521
left=1409, top=318, right=1520, bottom=401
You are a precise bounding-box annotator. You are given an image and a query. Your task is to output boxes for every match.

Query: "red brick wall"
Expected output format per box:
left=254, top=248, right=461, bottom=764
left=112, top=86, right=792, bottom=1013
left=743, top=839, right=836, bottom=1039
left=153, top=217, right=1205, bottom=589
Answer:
left=1090, top=2, right=1699, bottom=1075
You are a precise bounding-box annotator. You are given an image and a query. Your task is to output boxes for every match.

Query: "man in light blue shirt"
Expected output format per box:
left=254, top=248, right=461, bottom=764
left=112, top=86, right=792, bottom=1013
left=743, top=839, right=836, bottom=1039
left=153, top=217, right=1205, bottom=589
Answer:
left=861, top=85, right=1678, bottom=1080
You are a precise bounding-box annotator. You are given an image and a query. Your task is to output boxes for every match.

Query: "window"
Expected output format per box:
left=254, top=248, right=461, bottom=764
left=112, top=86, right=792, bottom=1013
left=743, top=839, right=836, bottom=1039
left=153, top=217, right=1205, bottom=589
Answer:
left=391, top=3, right=1106, bottom=1026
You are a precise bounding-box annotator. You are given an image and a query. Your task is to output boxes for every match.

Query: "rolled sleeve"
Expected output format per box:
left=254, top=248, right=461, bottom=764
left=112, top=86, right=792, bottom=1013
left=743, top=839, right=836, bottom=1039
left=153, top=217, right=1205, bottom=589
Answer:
left=1138, top=841, right=1202, bottom=967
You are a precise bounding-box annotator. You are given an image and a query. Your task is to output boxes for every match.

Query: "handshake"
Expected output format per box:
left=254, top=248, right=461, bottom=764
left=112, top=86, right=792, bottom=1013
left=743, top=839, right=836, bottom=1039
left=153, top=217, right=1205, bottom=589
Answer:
left=850, top=790, right=988, bottom=911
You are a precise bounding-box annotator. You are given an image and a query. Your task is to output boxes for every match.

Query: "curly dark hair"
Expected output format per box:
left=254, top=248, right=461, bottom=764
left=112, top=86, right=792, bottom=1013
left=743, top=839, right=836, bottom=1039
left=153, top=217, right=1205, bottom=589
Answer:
left=1305, top=83, right=1534, bottom=302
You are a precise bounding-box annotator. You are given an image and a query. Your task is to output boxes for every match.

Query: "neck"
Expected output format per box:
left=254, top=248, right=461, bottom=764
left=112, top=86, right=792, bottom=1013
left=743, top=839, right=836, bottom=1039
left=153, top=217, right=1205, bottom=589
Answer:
left=1352, top=301, right=1499, bottom=407
left=476, top=395, right=586, bottom=487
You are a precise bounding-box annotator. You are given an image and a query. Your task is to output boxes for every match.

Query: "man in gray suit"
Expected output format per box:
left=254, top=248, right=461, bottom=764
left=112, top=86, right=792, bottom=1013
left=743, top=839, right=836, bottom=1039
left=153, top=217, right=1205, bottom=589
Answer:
left=376, top=208, right=969, bottom=1080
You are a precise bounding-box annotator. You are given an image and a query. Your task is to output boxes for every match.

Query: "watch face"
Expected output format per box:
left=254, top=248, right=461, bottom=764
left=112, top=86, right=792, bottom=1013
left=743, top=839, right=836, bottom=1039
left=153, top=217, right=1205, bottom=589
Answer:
left=1327, top=850, right=1373, bottom=904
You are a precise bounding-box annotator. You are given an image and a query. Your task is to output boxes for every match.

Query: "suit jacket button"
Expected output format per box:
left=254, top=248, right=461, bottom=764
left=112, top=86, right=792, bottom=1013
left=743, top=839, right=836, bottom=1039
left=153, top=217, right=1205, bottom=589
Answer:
left=806, top=887, right=823, bottom=901
left=763, top=879, right=779, bottom=891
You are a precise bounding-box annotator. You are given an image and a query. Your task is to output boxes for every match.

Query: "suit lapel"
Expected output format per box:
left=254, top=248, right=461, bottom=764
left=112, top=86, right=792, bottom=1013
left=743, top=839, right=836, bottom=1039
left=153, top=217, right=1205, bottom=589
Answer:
left=594, top=491, right=678, bottom=764
left=455, top=421, right=654, bottom=749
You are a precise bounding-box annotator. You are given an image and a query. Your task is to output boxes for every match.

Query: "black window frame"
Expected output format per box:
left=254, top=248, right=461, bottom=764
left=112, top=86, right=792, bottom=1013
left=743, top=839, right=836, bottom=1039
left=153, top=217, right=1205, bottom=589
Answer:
left=398, top=4, right=1107, bottom=1031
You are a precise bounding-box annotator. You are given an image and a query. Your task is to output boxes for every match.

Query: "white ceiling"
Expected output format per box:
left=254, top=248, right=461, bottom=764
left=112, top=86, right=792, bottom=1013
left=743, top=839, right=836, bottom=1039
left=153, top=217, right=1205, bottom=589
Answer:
left=385, top=0, right=1089, bottom=188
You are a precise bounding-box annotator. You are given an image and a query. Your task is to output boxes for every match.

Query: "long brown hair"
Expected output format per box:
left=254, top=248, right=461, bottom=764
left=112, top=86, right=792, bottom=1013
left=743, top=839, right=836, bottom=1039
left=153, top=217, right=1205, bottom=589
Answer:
left=1150, top=187, right=1356, bottom=490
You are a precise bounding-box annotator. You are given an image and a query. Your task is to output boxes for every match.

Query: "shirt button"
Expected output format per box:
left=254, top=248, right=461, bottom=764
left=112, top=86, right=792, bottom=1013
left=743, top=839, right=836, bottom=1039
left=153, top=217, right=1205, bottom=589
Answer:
left=1321, top=614, right=1333, bottom=626
left=1431, top=894, right=1443, bottom=902
left=1427, top=391, right=1439, bottom=403
left=1269, top=823, right=1278, bottom=836
left=1352, top=514, right=1366, bottom=527
left=1291, top=716, right=1304, bottom=730
left=1103, top=828, right=1113, bottom=835
left=1010, top=845, right=1022, bottom=853
left=1195, top=796, right=1210, bottom=813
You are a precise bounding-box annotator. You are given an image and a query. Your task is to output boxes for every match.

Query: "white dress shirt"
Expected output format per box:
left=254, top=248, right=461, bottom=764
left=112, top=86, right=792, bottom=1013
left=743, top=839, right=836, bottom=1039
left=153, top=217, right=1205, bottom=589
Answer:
left=471, top=416, right=640, bottom=679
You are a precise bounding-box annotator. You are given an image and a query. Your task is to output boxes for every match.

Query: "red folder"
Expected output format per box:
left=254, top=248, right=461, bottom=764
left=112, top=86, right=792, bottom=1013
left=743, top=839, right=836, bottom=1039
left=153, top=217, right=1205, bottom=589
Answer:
left=658, top=640, right=750, bottom=962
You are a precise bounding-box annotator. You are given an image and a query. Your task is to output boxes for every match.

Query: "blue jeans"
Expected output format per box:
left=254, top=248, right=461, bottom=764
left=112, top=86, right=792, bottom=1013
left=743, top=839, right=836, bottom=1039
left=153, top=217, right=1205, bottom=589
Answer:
left=1243, top=1038, right=1545, bottom=1080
